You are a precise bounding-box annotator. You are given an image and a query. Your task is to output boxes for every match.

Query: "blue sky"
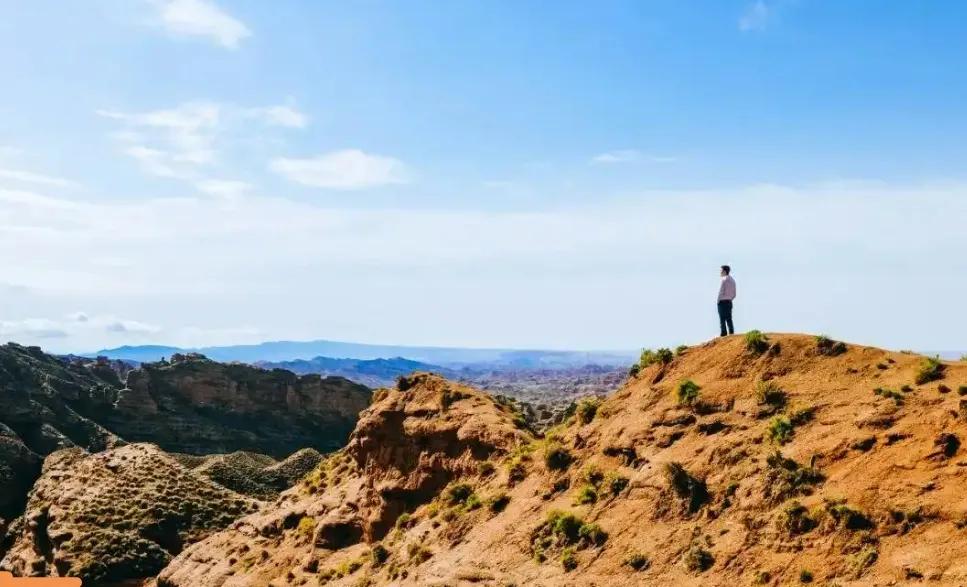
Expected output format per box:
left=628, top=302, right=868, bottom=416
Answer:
left=1, top=0, right=966, bottom=352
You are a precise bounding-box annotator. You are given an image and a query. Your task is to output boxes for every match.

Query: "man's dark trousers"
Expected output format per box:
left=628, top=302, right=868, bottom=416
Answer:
left=718, top=300, right=734, bottom=337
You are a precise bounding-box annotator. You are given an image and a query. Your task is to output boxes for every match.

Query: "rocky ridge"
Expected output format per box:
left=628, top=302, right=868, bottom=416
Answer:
left=154, top=334, right=967, bottom=586
left=0, top=343, right=371, bottom=520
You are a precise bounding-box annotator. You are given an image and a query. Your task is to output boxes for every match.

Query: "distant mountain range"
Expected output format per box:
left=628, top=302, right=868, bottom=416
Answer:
left=94, top=339, right=637, bottom=368
left=257, top=356, right=453, bottom=388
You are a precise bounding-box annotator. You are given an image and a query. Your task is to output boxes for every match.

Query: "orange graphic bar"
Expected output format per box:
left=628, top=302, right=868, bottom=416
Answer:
left=0, top=573, right=81, bottom=586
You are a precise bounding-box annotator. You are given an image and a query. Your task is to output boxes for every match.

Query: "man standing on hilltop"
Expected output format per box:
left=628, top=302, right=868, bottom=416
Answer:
left=718, top=265, right=736, bottom=337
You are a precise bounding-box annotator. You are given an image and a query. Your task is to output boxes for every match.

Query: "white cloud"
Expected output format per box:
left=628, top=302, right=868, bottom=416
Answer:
left=195, top=179, right=252, bottom=198
left=123, top=145, right=189, bottom=178
left=99, top=102, right=221, bottom=179
left=739, top=1, right=771, bottom=31
left=0, top=313, right=160, bottom=342
left=0, top=318, right=69, bottom=339
left=150, top=0, right=251, bottom=49
left=0, top=167, right=79, bottom=188
left=3, top=181, right=967, bottom=351
left=103, top=319, right=161, bottom=334
left=270, top=149, right=411, bottom=190
left=590, top=150, right=677, bottom=164
left=99, top=101, right=307, bottom=188
left=246, top=105, right=308, bottom=129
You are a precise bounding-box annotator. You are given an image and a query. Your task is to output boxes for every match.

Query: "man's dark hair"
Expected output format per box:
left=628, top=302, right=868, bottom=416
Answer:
left=721, top=265, right=731, bottom=275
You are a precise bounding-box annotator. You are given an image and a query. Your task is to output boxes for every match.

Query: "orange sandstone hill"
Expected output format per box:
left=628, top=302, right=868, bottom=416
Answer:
left=153, top=333, right=967, bottom=586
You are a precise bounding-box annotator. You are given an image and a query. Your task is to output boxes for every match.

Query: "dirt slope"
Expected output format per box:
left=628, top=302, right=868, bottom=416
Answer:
left=156, top=334, right=967, bottom=586
left=183, top=449, right=325, bottom=500
left=1, top=444, right=260, bottom=585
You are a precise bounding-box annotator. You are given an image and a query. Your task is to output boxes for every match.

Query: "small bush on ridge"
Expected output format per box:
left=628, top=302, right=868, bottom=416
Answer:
left=677, top=379, right=701, bottom=407
left=745, top=330, right=769, bottom=354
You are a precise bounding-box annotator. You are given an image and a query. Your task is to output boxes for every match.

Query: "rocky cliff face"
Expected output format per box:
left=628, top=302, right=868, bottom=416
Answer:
left=99, top=352, right=371, bottom=457
left=155, top=335, right=967, bottom=586
left=0, top=343, right=371, bottom=522
left=0, top=344, right=125, bottom=520
left=156, top=373, right=532, bottom=587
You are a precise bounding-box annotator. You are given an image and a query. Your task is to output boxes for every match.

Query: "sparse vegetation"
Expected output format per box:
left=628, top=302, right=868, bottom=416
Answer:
left=850, top=545, right=879, bottom=577
left=754, top=571, right=772, bottom=584
left=799, top=569, right=814, bottom=583
left=446, top=483, right=480, bottom=511
left=440, top=387, right=468, bottom=409
left=683, top=543, right=715, bottom=572
left=396, top=374, right=416, bottom=391
left=677, top=379, right=702, bottom=407
left=574, top=484, right=598, bottom=505
left=888, top=506, right=931, bottom=534
left=675, top=344, right=689, bottom=356
left=655, top=347, right=674, bottom=365
left=663, top=462, right=709, bottom=513
left=777, top=501, right=817, bottom=535
left=578, top=522, right=608, bottom=546
left=560, top=547, right=578, bottom=571
left=824, top=499, right=874, bottom=531
left=531, top=510, right=609, bottom=566
left=624, top=553, right=650, bottom=571
left=546, top=511, right=583, bottom=542
left=488, top=493, right=510, bottom=513
left=873, top=387, right=904, bottom=405
left=507, top=459, right=528, bottom=486
left=407, top=543, right=433, bottom=564
left=395, top=512, right=413, bottom=530
left=576, top=397, right=601, bottom=424
left=850, top=436, right=876, bottom=452
left=816, top=335, right=848, bottom=356
left=763, top=451, right=824, bottom=504
left=639, top=347, right=674, bottom=369
left=545, top=445, right=573, bottom=471
left=604, top=471, right=629, bottom=496
left=583, top=465, right=604, bottom=486
left=296, top=516, right=316, bottom=541
left=745, top=330, right=769, bottom=354
left=789, top=405, right=816, bottom=426
left=935, top=432, right=960, bottom=458
left=915, top=356, right=945, bottom=385
left=755, top=380, right=787, bottom=408
left=370, top=544, right=389, bottom=566
left=766, top=415, right=794, bottom=444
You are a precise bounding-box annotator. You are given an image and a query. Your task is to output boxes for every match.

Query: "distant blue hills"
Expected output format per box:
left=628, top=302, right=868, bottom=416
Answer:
left=94, top=339, right=638, bottom=369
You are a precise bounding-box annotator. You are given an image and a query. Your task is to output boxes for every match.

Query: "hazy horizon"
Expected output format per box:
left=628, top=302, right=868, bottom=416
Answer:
left=2, top=1, right=967, bottom=353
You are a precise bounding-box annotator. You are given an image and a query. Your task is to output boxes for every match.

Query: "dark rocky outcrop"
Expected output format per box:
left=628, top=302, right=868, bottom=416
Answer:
left=0, top=343, right=371, bottom=524
left=99, top=352, right=370, bottom=457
